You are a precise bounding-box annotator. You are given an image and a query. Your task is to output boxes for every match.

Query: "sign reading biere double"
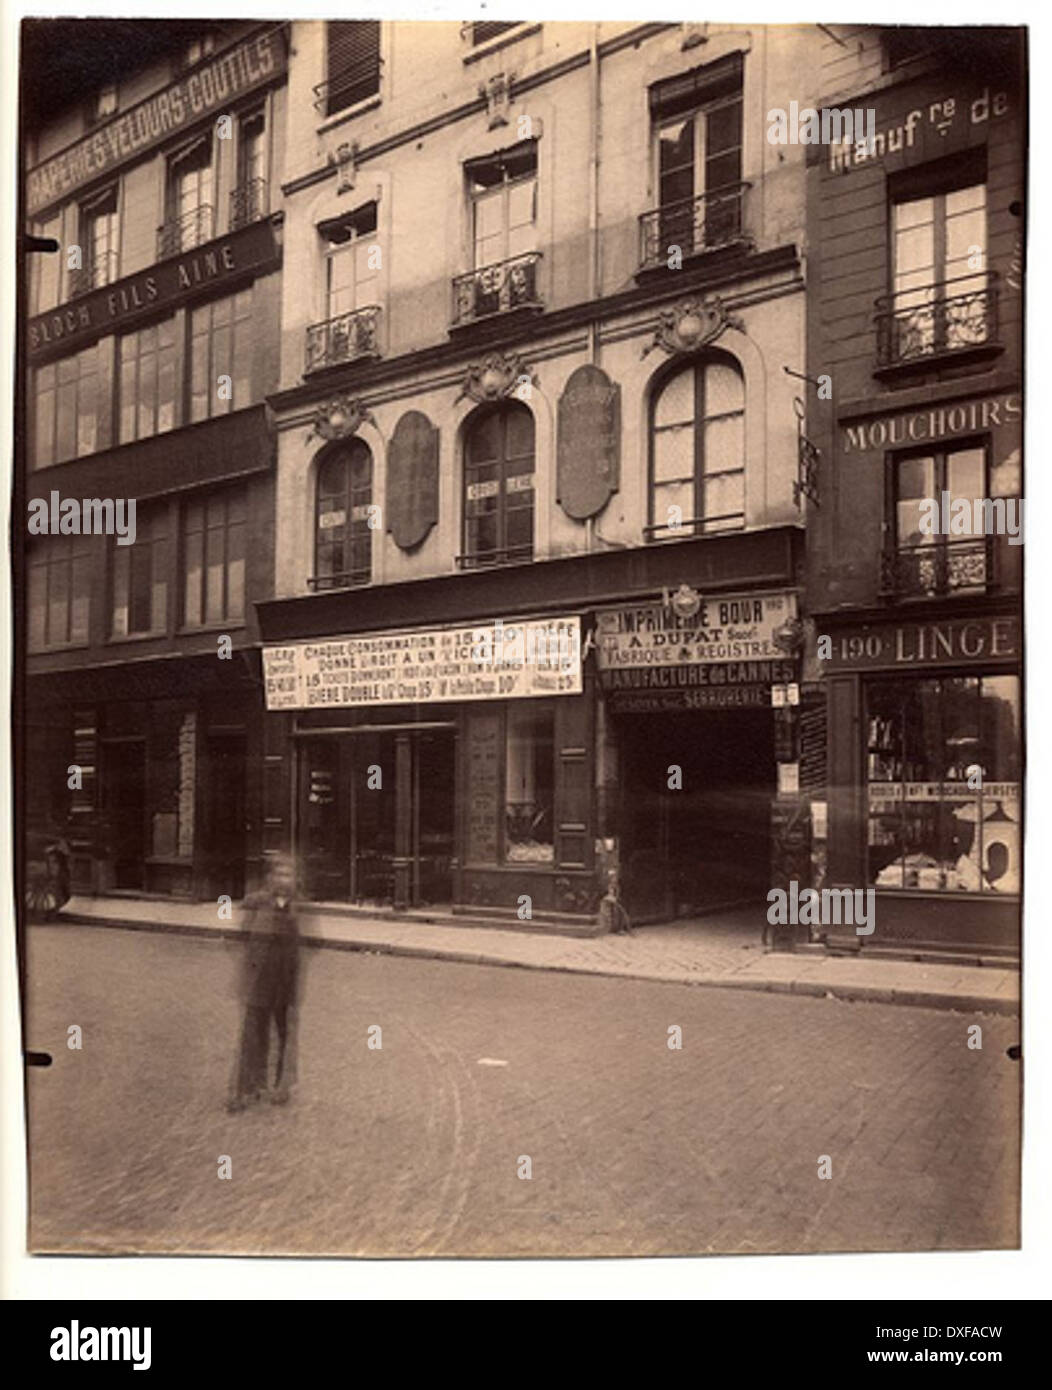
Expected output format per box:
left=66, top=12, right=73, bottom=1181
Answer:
left=26, top=28, right=286, bottom=218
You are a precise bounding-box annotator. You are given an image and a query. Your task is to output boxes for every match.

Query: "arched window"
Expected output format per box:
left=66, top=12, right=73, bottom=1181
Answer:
left=648, top=354, right=745, bottom=539
left=313, top=439, right=373, bottom=589
left=462, top=401, right=534, bottom=567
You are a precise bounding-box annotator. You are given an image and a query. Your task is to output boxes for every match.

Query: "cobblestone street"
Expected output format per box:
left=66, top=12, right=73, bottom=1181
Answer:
left=25, top=924, right=1020, bottom=1258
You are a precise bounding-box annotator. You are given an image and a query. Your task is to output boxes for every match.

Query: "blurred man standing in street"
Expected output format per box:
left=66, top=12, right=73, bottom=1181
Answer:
left=227, top=853, right=303, bottom=1112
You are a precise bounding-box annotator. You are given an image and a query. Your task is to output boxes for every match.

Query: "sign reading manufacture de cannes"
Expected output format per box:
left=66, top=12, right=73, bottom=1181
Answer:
left=263, top=617, right=582, bottom=712
left=26, top=28, right=287, bottom=217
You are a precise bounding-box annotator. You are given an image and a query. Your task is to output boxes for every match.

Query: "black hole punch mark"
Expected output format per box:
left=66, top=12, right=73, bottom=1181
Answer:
left=1009, top=201, right=1023, bottom=218
left=21, top=233, right=59, bottom=255
left=25, top=1050, right=53, bottom=1067
left=1006, top=1044, right=1022, bottom=1061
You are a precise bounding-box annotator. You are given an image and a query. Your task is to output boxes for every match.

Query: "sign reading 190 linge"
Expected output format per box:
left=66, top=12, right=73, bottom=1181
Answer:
left=263, top=617, right=582, bottom=712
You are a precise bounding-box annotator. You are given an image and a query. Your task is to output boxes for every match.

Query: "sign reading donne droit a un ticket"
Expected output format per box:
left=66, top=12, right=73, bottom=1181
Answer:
left=263, top=617, right=582, bottom=711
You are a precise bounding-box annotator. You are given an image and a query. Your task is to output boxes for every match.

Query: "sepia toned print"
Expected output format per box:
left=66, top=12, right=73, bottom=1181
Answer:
left=18, top=18, right=1023, bottom=1257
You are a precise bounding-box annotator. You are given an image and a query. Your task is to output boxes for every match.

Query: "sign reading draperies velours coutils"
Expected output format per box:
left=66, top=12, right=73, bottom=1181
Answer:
left=556, top=364, right=620, bottom=519
left=27, top=219, right=281, bottom=364
left=386, top=411, right=440, bottom=550
left=263, top=617, right=583, bottom=711
left=26, top=28, right=287, bottom=218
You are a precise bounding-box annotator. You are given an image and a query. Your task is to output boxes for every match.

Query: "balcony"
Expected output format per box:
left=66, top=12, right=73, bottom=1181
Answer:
left=156, top=204, right=215, bottom=260
left=69, top=249, right=119, bottom=298
left=874, top=275, right=1000, bottom=375
left=305, top=305, right=382, bottom=374
left=308, top=568, right=371, bottom=593
left=229, top=178, right=267, bottom=232
left=452, top=252, right=543, bottom=327
left=639, top=183, right=751, bottom=271
left=880, top=538, right=993, bottom=600
left=456, top=543, right=533, bottom=570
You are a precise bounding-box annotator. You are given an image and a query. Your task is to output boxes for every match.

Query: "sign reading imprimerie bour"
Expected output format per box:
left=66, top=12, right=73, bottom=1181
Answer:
left=26, top=29, right=286, bottom=217
left=263, top=617, right=583, bottom=711
left=596, top=590, right=796, bottom=668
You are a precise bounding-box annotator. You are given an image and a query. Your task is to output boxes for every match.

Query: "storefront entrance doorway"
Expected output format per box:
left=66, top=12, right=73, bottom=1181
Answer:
left=104, top=738, right=146, bottom=890
left=297, top=728, right=455, bottom=908
left=618, top=708, right=775, bottom=922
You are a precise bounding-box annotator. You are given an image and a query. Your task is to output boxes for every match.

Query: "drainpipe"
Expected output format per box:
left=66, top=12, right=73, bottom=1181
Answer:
left=586, top=21, right=601, bottom=556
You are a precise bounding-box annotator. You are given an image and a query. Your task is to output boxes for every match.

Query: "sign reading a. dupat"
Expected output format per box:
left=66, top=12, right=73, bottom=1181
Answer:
left=26, top=28, right=286, bottom=218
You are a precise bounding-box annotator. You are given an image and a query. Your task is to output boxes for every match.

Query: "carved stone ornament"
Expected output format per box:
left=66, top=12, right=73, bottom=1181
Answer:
left=328, top=140, right=360, bottom=194
left=306, top=395, right=374, bottom=444
left=642, top=295, right=745, bottom=359
left=481, top=72, right=513, bottom=129
left=456, top=352, right=536, bottom=405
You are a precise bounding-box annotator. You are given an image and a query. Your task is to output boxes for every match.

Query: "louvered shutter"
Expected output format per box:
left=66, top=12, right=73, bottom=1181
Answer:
left=326, top=21, right=381, bottom=116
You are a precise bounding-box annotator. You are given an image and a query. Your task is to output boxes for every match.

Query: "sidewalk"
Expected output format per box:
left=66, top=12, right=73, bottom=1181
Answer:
left=53, top=894, right=1020, bottom=1015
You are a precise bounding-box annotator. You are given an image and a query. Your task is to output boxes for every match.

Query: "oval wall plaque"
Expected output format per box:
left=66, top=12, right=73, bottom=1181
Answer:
left=556, top=364, right=620, bottom=520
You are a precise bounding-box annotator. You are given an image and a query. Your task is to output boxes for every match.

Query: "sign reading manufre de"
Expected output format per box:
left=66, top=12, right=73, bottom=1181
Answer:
left=263, top=617, right=583, bottom=712
left=26, top=28, right=287, bottom=218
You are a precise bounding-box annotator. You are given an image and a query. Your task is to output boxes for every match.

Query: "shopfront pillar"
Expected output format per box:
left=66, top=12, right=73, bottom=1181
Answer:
left=392, top=731, right=412, bottom=910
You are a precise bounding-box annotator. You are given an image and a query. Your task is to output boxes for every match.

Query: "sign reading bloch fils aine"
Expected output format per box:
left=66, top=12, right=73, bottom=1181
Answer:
left=263, top=617, right=583, bottom=712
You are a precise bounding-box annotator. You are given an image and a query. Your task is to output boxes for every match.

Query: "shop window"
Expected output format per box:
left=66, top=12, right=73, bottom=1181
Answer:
left=31, top=342, right=103, bottom=468
left=182, top=486, right=246, bottom=627
left=648, top=353, right=745, bottom=539
left=111, top=505, right=169, bottom=638
left=190, top=290, right=254, bottom=421
left=313, top=440, right=374, bottom=590
left=27, top=535, right=92, bottom=651
left=505, top=706, right=554, bottom=864
left=887, top=442, right=989, bottom=597
left=319, top=20, right=381, bottom=117
left=119, top=318, right=178, bottom=444
left=644, top=53, right=744, bottom=265
left=866, top=675, right=1020, bottom=893
left=462, top=401, right=535, bottom=567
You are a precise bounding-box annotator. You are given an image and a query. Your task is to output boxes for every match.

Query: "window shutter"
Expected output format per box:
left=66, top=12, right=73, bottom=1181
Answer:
left=326, top=20, right=381, bottom=115
left=649, top=51, right=743, bottom=118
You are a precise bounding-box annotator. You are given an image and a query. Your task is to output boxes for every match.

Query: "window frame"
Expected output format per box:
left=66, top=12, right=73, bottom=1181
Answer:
left=109, top=504, right=170, bottom=640
left=647, top=353, right=746, bottom=540
left=466, top=141, right=538, bottom=272
left=461, top=401, right=536, bottom=568
left=27, top=534, right=93, bottom=651
left=180, top=486, right=247, bottom=629
left=312, top=439, right=375, bottom=590
left=319, top=19, right=382, bottom=119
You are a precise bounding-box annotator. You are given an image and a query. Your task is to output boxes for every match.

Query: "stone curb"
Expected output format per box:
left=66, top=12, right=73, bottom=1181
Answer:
left=51, top=910, right=1019, bottom=1016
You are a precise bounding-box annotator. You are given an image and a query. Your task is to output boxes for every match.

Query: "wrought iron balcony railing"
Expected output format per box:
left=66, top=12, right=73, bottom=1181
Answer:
left=69, top=249, right=119, bottom=297
left=875, top=274, right=999, bottom=369
left=639, top=182, right=751, bottom=269
left=308, top=567, right=371, bottom=592
left=157, top=204, right=215, bottom=260
left=456, top=542, right=534, bottom=570
left=880, top=538, right=992, bottom=599
left=229, top=178, right=267, bottom=231
left=305, top=305, right=382, bottom=374
left=452, top=251, right=542, bottom=326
